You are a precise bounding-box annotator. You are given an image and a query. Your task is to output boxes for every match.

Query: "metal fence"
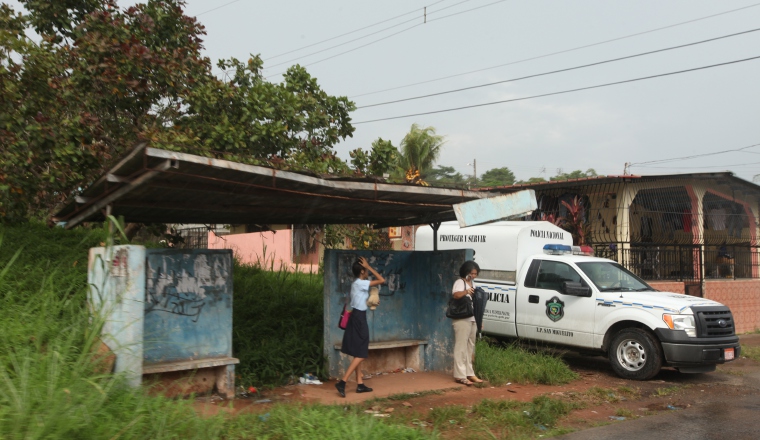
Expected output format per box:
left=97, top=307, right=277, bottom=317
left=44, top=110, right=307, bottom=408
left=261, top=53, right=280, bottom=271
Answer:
left=593, top=244, right=760, bottom=282
left=703, top=245, right=760, bottom=280
left=176, top=227, right=210, bottom=249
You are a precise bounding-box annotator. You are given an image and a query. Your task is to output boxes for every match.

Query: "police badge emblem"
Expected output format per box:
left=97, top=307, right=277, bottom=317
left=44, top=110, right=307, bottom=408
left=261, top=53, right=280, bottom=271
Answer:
left=545, top=296, right=565, bottom=322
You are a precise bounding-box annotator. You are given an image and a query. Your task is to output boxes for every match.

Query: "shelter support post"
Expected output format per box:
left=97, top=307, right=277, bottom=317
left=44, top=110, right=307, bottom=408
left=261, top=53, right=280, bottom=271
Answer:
left=431, top=222, right=441, bottom=251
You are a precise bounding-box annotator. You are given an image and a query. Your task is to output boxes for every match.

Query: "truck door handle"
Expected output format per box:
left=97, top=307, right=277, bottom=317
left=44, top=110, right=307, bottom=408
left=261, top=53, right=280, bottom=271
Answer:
left=529, top=295, right=539, bottom=304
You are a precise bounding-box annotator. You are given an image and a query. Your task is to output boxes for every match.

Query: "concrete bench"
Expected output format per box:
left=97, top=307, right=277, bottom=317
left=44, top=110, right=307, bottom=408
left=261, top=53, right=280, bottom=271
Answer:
left=143, top=356, right=239, bottom=398
left=333, top=340, right=428, bottom=372
left=333, top=339, right=428, bottom=351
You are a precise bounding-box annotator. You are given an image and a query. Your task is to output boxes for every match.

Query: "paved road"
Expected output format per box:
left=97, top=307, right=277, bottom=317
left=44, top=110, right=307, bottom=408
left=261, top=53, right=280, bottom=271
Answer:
left=557, top=357, right=760, bottom=440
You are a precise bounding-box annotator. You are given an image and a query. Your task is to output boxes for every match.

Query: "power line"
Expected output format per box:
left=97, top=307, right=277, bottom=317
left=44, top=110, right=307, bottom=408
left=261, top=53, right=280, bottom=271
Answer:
left=214, top=0, right=452, bottom=76
left=265, top=0, right=447, bottom=61
left=265, top=0, right=476, bottom=70
left=629, top=143, right=760, bottom=167
left=350, top=2, right=760, bottom=98
left=265, top=23, right=425, bottom=77
left=265, top=0, right=509, bottom=78
left=264, top=14, right=424, bottom=70
left=426, top=0, right=507, bottom=23
left=634, top=161, right=760, bottom=169
left=353, top=55, right=760, bottom=124
left=196, top=0, right=243, bottom=17
left=357, top=27, right=760, bottom=109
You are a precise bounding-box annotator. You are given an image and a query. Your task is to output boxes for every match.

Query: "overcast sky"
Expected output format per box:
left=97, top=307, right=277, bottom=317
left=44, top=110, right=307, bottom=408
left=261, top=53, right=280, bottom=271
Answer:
left=10, top=0, right=760, bottom=183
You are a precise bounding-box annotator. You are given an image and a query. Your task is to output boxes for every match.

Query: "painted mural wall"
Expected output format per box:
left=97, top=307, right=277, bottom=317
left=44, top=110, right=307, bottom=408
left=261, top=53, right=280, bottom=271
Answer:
left=143, top=249, right=234, bottom=364
left=88, top=246, right=238, bottom=389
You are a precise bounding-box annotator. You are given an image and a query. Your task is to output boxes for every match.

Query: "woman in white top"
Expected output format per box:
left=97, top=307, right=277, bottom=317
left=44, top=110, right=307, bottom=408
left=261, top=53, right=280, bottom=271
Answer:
left=451, top=260, right=483, bottom=385
left=335, top=257, right=385, bottom=397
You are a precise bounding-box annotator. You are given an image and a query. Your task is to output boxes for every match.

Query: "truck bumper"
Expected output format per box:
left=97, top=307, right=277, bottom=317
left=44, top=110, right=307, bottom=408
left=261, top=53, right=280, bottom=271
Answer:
left=655, top=328, right=741, bottom=371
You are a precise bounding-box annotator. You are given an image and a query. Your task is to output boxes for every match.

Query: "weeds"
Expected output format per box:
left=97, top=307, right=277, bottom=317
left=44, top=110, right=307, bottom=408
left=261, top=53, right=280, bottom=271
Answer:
left=378, top=389, right=447, bottom=402
left=652, top=386, right=683, bottom=397
left=223, top=404, right=433, bottom=439
left=0, top=223, right=228, bottom=439
left=469, top=396, right=581, bottom=437
left=586, top=387, right=621, bottom=403
left=742, top=345, right=760, bottom=362
left=617, top=386, right=640, bottom=398
left=231, top=262, right=324, bottom=387
left=474, top=339, right=579, bottom=385
left=615, top=408, right=635, bottom=418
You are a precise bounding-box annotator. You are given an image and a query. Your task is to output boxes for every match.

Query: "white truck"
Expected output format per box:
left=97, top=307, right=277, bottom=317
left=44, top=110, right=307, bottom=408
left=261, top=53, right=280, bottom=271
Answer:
left=416, top=221, right=740, bottom=380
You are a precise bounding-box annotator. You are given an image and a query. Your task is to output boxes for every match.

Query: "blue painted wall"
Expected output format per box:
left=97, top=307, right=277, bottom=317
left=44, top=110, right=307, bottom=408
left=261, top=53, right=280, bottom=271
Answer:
left=324, top=249, right=474, bottom=377
left=143, top=249, right=233, bottom=364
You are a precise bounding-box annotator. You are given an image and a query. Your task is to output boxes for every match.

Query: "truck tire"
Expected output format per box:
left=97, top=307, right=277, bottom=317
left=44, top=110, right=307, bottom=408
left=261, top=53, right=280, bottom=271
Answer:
left=608, top=328, right=662, bottom=380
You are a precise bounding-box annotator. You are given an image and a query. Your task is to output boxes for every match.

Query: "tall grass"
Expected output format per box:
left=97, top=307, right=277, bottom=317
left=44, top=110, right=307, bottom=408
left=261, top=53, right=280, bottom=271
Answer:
left=0, top=223, right=230, bottom=439
left=232, top=262, right=325, bottom=387
left=474, top=339, right=579, bottom=385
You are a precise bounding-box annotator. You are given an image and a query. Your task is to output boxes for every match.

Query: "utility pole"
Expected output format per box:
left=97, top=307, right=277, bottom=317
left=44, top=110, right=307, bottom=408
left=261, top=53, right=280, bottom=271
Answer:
left=623, top=162, right=630, bottom=175
left=424, top=7, right=426, bottom=23
left=468, top=159, right=477, bottom=180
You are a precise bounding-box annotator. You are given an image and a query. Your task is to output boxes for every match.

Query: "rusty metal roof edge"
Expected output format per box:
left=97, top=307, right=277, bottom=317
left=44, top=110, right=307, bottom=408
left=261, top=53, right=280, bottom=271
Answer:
left=479, top=171, right=760, bottom=193
left=62, top=159, right=172, bottom=228
left=145, top=147, right=497, bottom=199
left=50, top=143, right=150, bottom=219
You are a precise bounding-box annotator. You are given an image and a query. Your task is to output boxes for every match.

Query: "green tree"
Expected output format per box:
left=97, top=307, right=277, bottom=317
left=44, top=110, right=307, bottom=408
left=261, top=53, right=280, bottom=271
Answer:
left=394, top=124, right=445, bottom=184
left=516, top=176, right=547, bottom=184
left=551, top=168, right=598, bottom=181
left=425, top=165, right=467, bottom=187
left=349, top=137, right=398, bottom=177
left=0, top=0, right=355, bottom=222
left=478, top=167, right=516, bottom=188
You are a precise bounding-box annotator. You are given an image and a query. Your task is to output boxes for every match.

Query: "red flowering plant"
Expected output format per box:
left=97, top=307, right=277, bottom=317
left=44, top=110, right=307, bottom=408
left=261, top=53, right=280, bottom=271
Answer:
left=560, top=196, right=589, bottom=246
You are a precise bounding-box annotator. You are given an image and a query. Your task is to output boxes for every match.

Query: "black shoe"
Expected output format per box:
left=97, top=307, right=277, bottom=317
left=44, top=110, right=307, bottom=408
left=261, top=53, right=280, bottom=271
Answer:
left=335, top=380, right=346, bottom=397
left=356, top=384, right=373, bottom=393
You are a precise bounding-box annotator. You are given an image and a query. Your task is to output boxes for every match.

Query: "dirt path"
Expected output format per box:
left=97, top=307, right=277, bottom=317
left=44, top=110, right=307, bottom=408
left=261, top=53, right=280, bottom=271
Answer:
left=196, top=334, right=760, bottom=436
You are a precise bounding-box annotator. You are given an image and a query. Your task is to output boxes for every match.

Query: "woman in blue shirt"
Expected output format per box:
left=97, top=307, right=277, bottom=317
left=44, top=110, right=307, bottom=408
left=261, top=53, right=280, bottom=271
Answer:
left=335, top=256, right=385, bottom=398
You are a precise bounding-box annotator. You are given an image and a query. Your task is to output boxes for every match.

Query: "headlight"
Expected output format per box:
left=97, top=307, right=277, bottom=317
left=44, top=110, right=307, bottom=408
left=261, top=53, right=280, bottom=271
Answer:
left=663, top=314, right=697, bottom=337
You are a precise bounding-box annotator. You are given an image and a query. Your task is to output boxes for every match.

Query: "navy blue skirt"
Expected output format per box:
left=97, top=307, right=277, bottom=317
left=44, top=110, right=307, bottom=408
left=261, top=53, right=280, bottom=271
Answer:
left=341, top=309, right=369, bottom=359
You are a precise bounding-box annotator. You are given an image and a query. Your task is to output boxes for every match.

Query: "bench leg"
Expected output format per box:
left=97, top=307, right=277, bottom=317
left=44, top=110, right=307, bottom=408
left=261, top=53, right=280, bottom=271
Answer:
left=215, top=364, right=235, bottom=399
left=405, top=345, right=424, bottom=371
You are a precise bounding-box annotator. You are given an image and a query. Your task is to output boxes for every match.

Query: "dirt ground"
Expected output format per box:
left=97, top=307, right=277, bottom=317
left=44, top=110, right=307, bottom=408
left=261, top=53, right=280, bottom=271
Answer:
left=195, top=334, right=760, bottom=435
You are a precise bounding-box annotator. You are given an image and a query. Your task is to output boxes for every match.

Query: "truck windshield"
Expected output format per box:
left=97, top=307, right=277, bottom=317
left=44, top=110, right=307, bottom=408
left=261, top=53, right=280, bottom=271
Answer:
left=576, top=262, right=654, bottom=292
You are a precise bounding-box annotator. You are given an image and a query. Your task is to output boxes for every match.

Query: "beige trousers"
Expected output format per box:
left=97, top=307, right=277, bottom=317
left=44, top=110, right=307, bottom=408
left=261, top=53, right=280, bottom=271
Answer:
left=452, top=319, right=476, bottom=379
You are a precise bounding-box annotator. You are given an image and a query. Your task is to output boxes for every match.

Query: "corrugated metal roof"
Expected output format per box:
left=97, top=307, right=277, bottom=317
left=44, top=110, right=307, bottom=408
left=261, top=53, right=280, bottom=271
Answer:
left=480, top=172, right=760, bottom=194
left=52, top=144, right=499, bottom=229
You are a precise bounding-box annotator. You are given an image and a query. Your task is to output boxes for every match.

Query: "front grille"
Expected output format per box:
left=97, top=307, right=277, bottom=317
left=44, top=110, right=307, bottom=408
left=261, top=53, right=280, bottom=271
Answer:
left=692, top=306, right=736, bottom=337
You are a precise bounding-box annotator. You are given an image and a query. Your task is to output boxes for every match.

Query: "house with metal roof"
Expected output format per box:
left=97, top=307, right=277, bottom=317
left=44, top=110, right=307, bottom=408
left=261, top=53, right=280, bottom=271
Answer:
left=482, top=172, right=760, bottom=333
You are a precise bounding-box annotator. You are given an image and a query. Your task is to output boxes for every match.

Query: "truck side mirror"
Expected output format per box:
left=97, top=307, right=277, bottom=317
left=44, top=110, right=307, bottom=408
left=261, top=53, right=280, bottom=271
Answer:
left=563, top=281, right=592, bottom=297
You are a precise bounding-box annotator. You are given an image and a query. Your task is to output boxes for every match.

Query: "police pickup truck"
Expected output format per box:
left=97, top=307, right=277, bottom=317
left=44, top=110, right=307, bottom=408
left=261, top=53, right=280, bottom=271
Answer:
left=416, top=221, right=740, bottom=380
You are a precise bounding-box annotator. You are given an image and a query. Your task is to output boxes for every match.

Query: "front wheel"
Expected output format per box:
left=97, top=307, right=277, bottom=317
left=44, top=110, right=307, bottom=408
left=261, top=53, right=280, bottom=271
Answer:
left=608, top=328, right=662, bottom=380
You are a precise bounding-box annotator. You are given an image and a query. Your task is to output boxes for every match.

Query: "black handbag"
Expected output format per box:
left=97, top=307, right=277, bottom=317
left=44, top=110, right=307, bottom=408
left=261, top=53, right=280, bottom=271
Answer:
left=446, top=296, right=474, bottom=319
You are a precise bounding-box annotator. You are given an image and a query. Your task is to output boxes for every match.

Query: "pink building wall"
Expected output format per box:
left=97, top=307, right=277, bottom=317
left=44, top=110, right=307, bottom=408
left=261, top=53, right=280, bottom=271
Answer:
left=648, top=281, right=686, bottom=294
left=207, top=231, right=319, bottom=273
left=648, top=280, right=760, bottom=333
left=704, top=280, right=760, bottom=334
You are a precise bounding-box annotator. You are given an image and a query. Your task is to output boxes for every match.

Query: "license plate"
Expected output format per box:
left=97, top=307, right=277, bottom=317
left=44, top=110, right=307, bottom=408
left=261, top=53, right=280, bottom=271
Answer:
left=725, top=348, right=735, bottom=361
